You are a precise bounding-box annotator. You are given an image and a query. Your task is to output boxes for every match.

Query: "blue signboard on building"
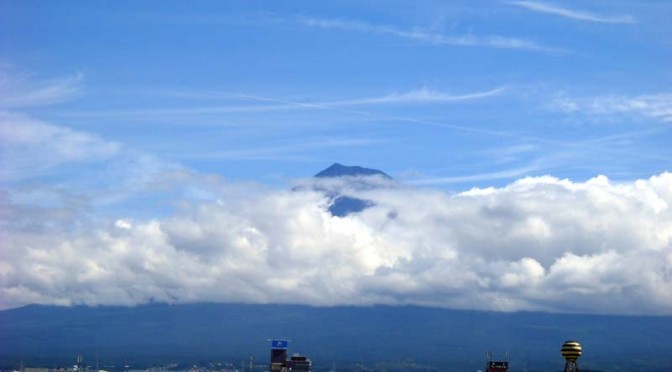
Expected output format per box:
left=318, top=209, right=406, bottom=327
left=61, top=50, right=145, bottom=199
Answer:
left=271, top=339, right=289, bottom=349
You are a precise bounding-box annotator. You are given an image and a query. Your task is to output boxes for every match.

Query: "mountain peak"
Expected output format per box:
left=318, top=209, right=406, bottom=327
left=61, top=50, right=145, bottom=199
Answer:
left=312, top=164, right=392, bottom=217
left=314, top=163, right=392, bottom=179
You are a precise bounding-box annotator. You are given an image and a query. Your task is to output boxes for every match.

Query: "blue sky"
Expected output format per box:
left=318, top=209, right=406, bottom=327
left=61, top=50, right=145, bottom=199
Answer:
left=1, top=1, right=671, bottom=314
left=3, top=0, right=670, bottom=185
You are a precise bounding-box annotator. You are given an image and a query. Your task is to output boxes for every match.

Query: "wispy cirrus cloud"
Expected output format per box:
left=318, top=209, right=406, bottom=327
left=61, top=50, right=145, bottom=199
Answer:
left=554, top=93, right=672, bottom=123
left=330, top=86, right=506, bottom=106
left=409, top=165, right=539, bottom=186
left=235, top=86, right=506, bottom=109
left=509, top=1, right=636, bottom=24
left=298, top=17, right=562, bottom=53
left=0, top=111, right=121, bottom=181
left=0, top=71, right=84, bottom=108
left=52, top=86, right=506, bottom=120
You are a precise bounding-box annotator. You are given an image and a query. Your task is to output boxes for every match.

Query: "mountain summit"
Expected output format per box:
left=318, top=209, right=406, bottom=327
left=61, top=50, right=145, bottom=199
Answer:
left=314, top=163, right=391, bottom=179
left=313, top=163, right=392, bottom=217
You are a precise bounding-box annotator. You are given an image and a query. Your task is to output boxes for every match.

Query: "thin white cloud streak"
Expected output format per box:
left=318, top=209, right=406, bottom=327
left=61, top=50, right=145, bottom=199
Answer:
left=52, top=87, right=661, bottom=168
left=214, top=91, right=668, bottom=164
left=554, top=93, right=672, bottom=123
left=227, top=91, right=573, bottom=154
left=53, top=86, right=507, bottom=120
left=329, top=87, right=506, bottom=106
left=127, top=13, right=557, bottom=51
left=509, top=1, right=636, bottom=24
left=2, top=172, right=672, bottom=315
left=232, top=86, right=506, bottom=112
left=128, top=85, right=503, bottom=107
left=409, top=166, right=539, bottom=186
left=298, top=17, right=563, bottom=53
left=0, top=72, right=83, bottom=107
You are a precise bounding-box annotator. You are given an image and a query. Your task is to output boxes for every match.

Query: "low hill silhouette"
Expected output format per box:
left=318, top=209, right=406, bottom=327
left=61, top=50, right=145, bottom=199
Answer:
left=1, top=303, right=671, bottom=372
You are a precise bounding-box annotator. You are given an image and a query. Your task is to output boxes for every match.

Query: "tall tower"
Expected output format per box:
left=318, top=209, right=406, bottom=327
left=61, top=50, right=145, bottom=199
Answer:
left=561, top=340, right=582, bottom=372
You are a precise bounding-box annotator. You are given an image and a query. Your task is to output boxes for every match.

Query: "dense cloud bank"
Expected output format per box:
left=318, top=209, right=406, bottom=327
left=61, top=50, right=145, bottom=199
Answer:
left=2, top=171, right=671, bottom=315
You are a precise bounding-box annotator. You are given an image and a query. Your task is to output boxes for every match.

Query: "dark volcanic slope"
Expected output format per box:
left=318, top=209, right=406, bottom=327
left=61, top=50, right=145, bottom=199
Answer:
left=1, top=304, right=671, bottom=372
left=314, top=163, right=391, bottom=179
left=313, top=163, right=392, bottom=217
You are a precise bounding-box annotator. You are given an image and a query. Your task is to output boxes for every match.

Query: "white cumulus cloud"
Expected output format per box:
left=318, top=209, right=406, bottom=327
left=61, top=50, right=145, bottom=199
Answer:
left=2, top=172, right=671, bottom=315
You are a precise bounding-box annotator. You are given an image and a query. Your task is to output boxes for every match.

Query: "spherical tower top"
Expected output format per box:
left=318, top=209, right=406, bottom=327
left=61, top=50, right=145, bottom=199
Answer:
left=561, top=340, right=582, bottom=362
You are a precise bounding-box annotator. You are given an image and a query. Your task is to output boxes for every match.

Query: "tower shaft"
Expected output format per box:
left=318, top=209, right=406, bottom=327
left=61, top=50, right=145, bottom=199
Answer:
left=563, top=361, right=579, bottom=372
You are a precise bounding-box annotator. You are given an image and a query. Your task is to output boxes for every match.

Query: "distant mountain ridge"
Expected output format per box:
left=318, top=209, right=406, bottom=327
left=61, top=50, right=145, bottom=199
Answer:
left=1, top=303, right=671, bottom=372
